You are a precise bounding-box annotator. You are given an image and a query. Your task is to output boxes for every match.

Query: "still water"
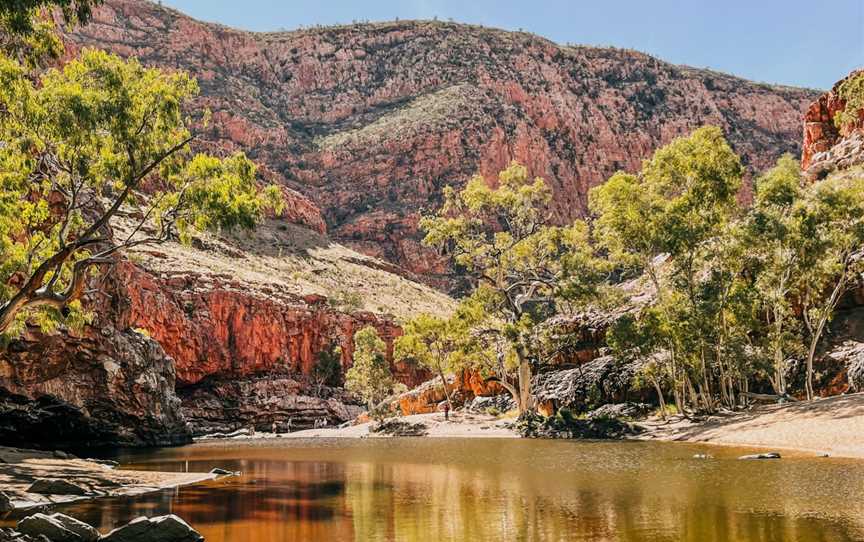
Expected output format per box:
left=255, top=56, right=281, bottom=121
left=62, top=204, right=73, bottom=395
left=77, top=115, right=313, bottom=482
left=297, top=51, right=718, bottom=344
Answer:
left=20, top=438, right=864, bottom=541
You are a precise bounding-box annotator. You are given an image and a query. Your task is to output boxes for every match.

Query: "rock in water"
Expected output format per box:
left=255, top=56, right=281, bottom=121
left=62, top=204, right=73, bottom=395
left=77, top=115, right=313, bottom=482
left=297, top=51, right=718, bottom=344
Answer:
left=27, top=479, right=89, bottom=496
left=17, top=513, right=99, bottom=542
left=738, top=452, right=781, bottom=460
left=100, top=515, right=203, bottom=542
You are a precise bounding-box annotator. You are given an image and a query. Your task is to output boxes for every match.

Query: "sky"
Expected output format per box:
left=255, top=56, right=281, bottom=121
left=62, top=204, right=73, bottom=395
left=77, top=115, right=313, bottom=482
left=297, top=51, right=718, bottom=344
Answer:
left=160, top=0, right=863, bottom=90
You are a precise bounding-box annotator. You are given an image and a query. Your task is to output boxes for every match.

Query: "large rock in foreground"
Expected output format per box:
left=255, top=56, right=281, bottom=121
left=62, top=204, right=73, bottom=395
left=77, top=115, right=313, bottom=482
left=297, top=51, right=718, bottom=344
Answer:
left=100, top=515, right=203, bottom=542
left=0, top=327, right=191, bottom=449
left=17, top=513, right=98, bottom=542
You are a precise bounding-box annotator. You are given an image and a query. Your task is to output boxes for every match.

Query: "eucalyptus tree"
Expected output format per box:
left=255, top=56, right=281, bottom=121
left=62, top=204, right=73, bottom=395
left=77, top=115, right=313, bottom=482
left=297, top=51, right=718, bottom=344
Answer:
left=421, top=162, right=601, bottom=413
left=345, top=326, right=404, bottom=414
left=0, top=49, right=283, bottom=337
left=793, top=171, right=864, bottom=399
left=395, top=313, right=468, bottom=411
left=744, top=155, right=806, bottom=395
left=591, top=126, right=744, bottom=412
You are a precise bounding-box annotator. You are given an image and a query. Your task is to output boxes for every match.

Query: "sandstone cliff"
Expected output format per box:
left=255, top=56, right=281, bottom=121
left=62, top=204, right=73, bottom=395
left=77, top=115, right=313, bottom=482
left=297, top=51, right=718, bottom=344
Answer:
left=65, top=0, right=820, bottom=288
left=0, top=326, right=190, bottom=449
left=802, top=70, right=864, bottom=179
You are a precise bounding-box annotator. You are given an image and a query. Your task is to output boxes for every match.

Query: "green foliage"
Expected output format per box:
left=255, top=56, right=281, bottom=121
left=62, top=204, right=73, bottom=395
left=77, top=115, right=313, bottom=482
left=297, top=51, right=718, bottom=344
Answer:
left=171, top=153, right=284, bottom=241
left=515, top=410, right=639, bottom=439
left=834, top=72, right=864, bottom=130
left=0, top=48, right=282, bottom=338
left=0, top=0, right=102, bottom=65
left=594, top=127, right=745, bottom=412
left=590, top=126, right=742, bottom=276
left=421, top=162, right=605, bottom=412
left=327, top=289, right=364, bottom=312
left=745, top=155, right=806, bottom=393
left=395, top=312, right=473, bottom=407
left=599, top=132, right=864, bottom=408
left=792, top=169, right=864, bottom=398
left=313, top=345, right=343, bottom=388
left=395, top=313, right=464, bottom=373
left=344, top=326, right=404, bottom=409
left=0, top=0, right=101, bottom=34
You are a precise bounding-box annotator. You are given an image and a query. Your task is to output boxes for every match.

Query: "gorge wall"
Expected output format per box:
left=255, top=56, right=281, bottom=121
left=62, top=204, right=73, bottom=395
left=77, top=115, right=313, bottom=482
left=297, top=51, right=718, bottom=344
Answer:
left=0, top=1, right=840, bottom=446
left=0, top=324, right=190, bottom=449
left=66, top=0, right=820, bottom=289
left=802, top=70, right=864, bottom=180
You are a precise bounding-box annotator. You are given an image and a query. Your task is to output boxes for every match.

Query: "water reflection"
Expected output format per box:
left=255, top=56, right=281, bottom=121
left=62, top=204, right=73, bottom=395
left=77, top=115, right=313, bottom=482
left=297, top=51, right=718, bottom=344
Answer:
left=8, top=439, right=864, bottom=542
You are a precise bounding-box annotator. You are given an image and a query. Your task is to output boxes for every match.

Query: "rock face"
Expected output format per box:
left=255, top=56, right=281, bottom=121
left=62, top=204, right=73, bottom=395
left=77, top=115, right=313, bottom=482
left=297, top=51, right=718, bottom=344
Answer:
left=17, top=513, right=99, bottom=542
left=178, top=376, right=364, bottom=435
left=65, top=0, right=818, bottom=288
left=100, top=515, right=203, bottom=542
left=802, top=69, right=864, bottom=176
left=533, top=355, right=651, bottom=415
left=394, top=370, right=503, bottom=415
left=106, top=262, right=414, bottom=387
left=0, top=325, right=190, bottom=450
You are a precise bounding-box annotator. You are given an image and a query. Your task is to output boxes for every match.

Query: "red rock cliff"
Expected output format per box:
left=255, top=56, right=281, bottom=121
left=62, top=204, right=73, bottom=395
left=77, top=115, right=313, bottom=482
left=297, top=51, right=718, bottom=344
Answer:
left=66, top=0, right=819, bottom=289
left=106, top=262, right=426, bottom=387
left=801, top=69, right=864, bottom=178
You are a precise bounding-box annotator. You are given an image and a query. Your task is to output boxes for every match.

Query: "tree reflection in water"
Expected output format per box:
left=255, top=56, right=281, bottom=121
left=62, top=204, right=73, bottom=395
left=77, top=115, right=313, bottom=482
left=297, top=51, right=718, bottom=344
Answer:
left=9, top=439, right=862, bottom=542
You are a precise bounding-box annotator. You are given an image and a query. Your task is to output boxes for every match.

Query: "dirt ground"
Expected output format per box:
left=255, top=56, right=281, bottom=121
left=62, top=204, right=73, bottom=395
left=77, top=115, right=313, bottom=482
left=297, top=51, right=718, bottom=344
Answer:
left=637, top=392, right=864, bottom=458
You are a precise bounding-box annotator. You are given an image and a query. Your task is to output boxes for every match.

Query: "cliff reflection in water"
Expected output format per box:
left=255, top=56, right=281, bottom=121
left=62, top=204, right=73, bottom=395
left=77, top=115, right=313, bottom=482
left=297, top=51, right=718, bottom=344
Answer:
left=48, top=439, right=864, bottom=542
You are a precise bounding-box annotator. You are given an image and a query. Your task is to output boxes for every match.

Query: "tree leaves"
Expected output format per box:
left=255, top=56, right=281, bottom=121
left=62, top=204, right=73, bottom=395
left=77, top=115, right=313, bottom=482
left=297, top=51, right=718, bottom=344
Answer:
left=0, top=48, right=283, bottom=337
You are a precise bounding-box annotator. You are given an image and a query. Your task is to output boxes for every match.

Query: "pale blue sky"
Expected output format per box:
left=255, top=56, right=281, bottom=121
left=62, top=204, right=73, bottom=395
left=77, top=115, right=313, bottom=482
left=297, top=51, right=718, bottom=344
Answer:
left=161, top=0, right=862, bottom=89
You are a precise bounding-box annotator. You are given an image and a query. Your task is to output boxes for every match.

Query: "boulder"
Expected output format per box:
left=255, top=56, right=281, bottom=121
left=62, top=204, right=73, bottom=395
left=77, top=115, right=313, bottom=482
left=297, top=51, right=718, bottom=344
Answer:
left=100, top=515, right=203, bottom=542
left=0, top=327, right=191, bottom=450
left=586, top=402, right=652, bottom=420
left=0, top=528, right=41, bottom=542
left=827, top=341, right=864, bottom=392
left=467, top=394, right=516, bottom=414
left=370, top=419, right=428, bottom=437
left=533, top=355, right=650, bottom=413
left=27, top=479, right=88, bottom=496
left=179, top=376, right=364, bottom=436
left=17, top=513, right=98, bottom=542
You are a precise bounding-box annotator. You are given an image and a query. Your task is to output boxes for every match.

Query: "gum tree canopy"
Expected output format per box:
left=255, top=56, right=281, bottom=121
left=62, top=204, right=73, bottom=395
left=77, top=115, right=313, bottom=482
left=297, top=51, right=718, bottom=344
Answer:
left=421, top=162, right=602, bottom=413
left=0, top=48, right=283, bottom=337
left=1, top=1, right=104, bottom=64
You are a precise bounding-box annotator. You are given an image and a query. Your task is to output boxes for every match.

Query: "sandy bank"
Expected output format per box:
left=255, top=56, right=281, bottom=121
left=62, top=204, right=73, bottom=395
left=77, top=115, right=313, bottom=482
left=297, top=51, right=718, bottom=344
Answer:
left=197, top=393, right=864, bottom=460
left=233, top=412, right=520, bottom=440
left=0, top=447, right=215, bottom=511
left=637, top=392, right=864, bottom=458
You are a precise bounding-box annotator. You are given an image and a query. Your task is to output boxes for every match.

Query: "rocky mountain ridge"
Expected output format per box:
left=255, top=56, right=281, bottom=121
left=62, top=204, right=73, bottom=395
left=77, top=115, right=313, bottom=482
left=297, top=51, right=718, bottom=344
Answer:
left=0, top=0, right=847, bottom=448
left=65, top=0, right=821, bottom=288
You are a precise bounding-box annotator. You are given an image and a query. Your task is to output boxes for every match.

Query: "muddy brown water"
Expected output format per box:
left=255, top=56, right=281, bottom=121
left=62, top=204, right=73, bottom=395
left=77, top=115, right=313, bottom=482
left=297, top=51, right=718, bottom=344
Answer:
left=4, top=438, right=864, bottom=541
